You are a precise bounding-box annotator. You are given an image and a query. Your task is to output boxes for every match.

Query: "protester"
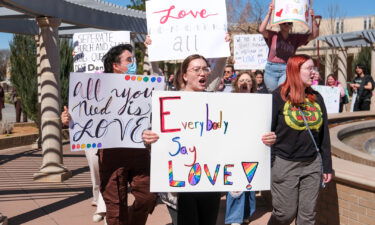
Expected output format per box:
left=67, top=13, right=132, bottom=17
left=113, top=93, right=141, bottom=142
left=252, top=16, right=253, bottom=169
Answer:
left=0, top=212, right=7, bottom=225
left=0, top=84, right=4, bottom=121
left=349, top=64, right=374, bottom=111
left=62, top=106, right=106, bottom=222
left=62, top=44, right=157, bottom=225
left=259, top=2, right=319, bottom=92
left=268, top=54, right=332, bottom=225
left=254, top=70, right=268, bottom=93
left=223, top=65, right=237, bottom=84
left=232, top=71, right=256, bottom=93
left=11, top=88, right=27, bottom=122
left=225, top=71, right=258, bottom=225
left=312, top=69, right=324, bottom=85
left=326, top=74, right=346, bottom=112
left=142, top=54, right=276, bottom=225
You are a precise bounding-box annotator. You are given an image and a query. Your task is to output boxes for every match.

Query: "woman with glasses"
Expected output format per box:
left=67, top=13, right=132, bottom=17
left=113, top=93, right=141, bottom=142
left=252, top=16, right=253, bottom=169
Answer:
left=268, top=54, right=332, bottom=225
left=259, top=2, right=319, bottom=92
left=224, top=71, right=257, bottom=225
left=142, top=55, right=276, bottom=225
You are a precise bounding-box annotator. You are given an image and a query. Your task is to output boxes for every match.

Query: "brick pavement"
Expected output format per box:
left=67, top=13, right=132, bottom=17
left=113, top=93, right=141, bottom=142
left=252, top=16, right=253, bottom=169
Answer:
left=0, top=144, right=272, bottom=225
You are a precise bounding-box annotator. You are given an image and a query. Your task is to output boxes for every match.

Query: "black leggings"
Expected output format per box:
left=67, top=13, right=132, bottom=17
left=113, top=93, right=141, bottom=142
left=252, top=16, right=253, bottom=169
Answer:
left=177, top=192, right=221, bottom=225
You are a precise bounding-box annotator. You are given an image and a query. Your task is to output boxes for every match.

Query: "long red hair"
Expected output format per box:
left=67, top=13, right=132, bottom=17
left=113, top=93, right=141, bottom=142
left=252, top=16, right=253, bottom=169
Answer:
left=280, top=54, right=316, bottom=105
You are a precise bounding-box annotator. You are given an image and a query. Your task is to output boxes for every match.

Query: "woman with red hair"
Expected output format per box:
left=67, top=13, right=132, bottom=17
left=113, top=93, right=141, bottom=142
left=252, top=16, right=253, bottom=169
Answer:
left=268, top=55, right=332, bottom=225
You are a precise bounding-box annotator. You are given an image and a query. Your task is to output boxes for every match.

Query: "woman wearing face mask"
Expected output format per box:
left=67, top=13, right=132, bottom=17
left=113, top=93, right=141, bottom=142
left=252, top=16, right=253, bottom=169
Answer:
left=259, top=2, right=319, bottom=92
left=142, top=55, right=276, bottom=225
left=268, top=54, right=332, bottom=225
left=62, top=44, right=157, bottom=225
left=225, top=71, right=258, bottom=225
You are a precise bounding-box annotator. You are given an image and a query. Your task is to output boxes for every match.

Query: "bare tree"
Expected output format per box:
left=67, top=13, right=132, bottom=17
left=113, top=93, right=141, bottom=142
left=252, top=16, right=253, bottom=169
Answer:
left=319, top=3, right=346, bottom=77
left=0, top=50, right=10, bottom=81
left=226, top=0, right=267, bottom=33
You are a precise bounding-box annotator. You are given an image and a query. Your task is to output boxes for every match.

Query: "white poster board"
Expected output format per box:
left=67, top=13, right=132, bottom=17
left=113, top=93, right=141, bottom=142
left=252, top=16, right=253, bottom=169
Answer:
left=146, top=0, right=230, bottom=61
left=272, top=0, right=312, bottom=29
left=68, top=73, right=165, bottom=151
left=234, top=34, right=269, bottom=70
left=312, top=85, right=340, bottom=114
left=150, top=91, right=272, bottom=192
left=73, top=31, right=130, bottom=73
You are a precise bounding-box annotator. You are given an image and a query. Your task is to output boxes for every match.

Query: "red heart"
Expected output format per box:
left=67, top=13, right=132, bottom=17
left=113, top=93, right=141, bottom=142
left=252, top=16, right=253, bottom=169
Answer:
left=276, top=8, right=283, bottom=17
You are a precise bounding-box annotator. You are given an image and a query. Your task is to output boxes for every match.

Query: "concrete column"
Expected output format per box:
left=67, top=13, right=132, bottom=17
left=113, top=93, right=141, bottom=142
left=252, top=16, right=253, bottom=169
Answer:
left=33, top=34, right=42, bottom=149
left=371, top=45, right=375, bottom=79
left=324, top=52, right=333, bottom=77
left=337, top=48, right=348, bottom=86
left=33, top=17, right=71, bottom=182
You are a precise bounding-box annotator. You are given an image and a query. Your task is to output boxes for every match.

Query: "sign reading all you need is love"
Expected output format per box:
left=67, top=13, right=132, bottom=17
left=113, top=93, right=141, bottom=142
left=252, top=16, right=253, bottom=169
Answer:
left=150, top=91, right=272, bottom=192
left=68, top=73, right=165, bottom=151
left=146, top=0, right=230, bottom=61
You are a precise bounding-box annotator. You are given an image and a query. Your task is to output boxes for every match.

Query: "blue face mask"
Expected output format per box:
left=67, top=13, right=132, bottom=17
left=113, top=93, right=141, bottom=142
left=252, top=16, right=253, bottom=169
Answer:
left=125, top=58, right=137, bottom=75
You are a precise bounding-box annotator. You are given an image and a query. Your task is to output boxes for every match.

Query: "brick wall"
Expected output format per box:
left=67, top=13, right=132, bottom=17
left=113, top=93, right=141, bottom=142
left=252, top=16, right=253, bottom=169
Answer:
left=317, top=180, right=375, bottom=225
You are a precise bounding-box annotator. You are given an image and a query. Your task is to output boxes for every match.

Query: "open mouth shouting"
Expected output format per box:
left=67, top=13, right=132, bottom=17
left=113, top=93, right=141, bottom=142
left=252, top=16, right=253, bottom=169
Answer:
left=240, top=83, right=249, bottom=93
left=198, top=77, right=207, bottom=86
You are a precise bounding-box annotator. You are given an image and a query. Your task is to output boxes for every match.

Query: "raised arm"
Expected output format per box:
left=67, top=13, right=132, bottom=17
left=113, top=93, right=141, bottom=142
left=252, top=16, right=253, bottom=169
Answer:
left=259, top=3, right=274, bottom=39
left=307, top=9, right=320, bottom=42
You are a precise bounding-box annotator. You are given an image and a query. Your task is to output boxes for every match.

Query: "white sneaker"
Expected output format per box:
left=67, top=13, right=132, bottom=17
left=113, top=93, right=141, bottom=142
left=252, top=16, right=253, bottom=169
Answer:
left=0, top=214, right=8, bottom=225
left=92, top=213, right=105, bottom=222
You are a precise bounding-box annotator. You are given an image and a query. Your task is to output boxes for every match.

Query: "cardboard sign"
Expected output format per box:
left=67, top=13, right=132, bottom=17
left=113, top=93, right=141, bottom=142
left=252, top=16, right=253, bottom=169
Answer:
left=73, top=31, right=130, bottom=73
left=68, top=73, right=165, bottom=151
left=272, top=0, right=312, bottom=29
left=234, top=34, right=269, bottom=70
left=146, top=0, right=230, bottom=61
left=150, top=91, right=272, bottom=192
left=312, top=85, right=340, bottom=114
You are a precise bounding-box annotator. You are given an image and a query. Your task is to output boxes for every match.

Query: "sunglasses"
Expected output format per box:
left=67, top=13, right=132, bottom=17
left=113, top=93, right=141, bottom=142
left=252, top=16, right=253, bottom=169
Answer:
left=283, top=22, right=293, bottom=26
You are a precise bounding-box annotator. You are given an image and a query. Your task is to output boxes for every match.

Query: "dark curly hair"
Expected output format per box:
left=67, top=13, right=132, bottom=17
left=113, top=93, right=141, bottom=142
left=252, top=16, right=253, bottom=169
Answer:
left=102, top=44, right=133, bottom=73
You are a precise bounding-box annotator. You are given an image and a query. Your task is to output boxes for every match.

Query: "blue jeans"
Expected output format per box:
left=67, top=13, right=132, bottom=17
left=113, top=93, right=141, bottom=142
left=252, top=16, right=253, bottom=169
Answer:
left=264, top=61, right=287, bottom=92
left=225, top=192, right=256, bottom=224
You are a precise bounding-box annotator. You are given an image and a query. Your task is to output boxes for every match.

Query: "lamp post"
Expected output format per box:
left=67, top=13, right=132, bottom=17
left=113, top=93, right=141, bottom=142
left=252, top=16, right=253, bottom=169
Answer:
left=315, top=15, right=322, bottom=68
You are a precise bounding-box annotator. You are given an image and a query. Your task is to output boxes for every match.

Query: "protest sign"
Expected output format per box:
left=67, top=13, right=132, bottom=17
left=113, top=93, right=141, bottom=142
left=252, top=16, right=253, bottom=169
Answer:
left=146, top=0, right=230, bottom=61
left=272, top=0, right=312, bottom=29
left=68, top=73, right=165, bottom=151
left=312, top=85, right=340, bottom=114
left=234, top=34, right=269, bottom=70
left=150, top=91, right=272, bottom=192
left=73, top=31, right=130, bottom=73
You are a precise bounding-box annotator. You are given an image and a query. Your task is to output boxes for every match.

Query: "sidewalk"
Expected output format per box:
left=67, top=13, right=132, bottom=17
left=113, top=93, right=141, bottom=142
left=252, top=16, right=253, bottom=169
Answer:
left=0, top=144, right=271, bottom=225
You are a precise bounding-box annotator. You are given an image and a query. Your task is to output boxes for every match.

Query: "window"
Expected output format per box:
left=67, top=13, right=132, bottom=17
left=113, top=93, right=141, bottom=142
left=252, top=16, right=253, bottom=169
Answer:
left=336, top=20, right=344, bottom=34
left=364, top=17, right=372, bottom=29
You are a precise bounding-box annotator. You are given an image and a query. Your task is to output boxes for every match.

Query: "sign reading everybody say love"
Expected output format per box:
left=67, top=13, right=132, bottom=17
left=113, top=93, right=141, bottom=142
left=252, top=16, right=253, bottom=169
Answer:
left=73, top=31, right=130, bottom=73
left=234, top=34, right=269, bottom=70
left=68, top=73, right=164, bottom=151
left=150, top=91, right=272, bottom=192
left=146, top=0, right=230, bottom=61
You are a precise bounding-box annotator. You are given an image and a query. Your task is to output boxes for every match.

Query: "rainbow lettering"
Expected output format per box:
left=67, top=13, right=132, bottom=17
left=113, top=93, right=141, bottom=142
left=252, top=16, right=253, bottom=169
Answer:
left=204, top=164, right=220, bottom=185
left=168, top=161, right=185, bottom=187
left=188, top=163, right=201, bottom=186
left=241, top=162, right=259, bottom=190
